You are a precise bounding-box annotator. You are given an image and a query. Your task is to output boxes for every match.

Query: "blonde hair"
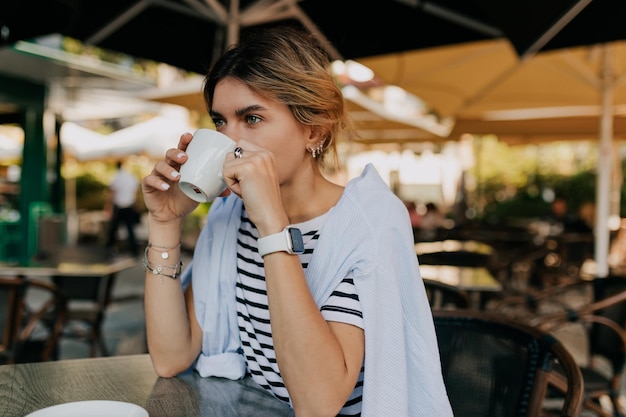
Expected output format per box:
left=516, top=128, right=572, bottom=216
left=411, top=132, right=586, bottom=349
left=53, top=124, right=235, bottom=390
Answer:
left=203, top=25, right=352, bottom=169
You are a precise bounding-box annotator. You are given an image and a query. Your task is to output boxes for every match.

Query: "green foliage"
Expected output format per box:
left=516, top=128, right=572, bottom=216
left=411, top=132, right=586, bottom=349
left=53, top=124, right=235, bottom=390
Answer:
left=546, top=171, right=597, bottom=212
left=61, top=37, right=159, bottom=79
left=75, top=173, right=107, bottom=210
left=469, top=137, right=603, bottom=224
left=481, top=191, right=550, bottom=226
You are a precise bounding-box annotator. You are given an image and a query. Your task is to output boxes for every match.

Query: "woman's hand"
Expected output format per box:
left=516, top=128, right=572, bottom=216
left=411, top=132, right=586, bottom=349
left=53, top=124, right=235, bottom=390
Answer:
left=142, top=132, right=199, bottom=224
left=222, top=140, right=288, bottom=235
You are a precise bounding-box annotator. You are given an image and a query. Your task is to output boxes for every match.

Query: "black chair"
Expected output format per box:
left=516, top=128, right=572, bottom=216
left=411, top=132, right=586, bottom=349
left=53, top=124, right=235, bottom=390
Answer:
left=0, top=275, right=67, bottom=364
left=51, top=272, right=118, bottom=357
left=46, top=245, right=129, bottom=357
left=433, top=309, right=583, bottom=417
left=424, top=279, right=469, bottom=309
left=418, top=250, right=492, bottom=267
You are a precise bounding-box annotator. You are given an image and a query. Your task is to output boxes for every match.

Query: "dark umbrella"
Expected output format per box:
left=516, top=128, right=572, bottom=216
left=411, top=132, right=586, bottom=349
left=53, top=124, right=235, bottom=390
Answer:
left=1, top=0, right=625, bottom=74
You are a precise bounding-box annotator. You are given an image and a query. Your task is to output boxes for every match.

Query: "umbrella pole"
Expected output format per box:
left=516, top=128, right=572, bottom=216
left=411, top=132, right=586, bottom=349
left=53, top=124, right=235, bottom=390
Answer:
left=595, top=45, right=614, bottom=278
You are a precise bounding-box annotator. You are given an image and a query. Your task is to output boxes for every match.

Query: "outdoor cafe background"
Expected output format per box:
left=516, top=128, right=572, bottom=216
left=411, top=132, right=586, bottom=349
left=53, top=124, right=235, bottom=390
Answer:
left=0, top=32, right=624, bottom=266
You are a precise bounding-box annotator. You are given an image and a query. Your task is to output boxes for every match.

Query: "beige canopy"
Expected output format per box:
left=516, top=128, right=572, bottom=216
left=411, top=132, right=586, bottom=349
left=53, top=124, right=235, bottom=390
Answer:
left=358, top=38, right=626, bottom=277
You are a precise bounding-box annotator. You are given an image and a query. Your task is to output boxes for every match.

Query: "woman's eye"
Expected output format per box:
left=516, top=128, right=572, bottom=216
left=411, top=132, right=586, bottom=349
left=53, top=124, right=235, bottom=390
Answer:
left=246, top=115, right=261, bottom=125
left=213, top=118, right=225, bottom=128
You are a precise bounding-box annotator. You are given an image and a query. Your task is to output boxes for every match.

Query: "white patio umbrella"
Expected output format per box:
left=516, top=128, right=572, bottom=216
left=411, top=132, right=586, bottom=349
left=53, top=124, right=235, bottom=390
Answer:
left=0, top=133, right=22, bottom=160
left=60, top=113, right=192, bottom=161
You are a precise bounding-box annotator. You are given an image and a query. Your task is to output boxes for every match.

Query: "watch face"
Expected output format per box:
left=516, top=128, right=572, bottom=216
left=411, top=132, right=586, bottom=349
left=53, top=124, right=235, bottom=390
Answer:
left=288, top=227, right=305, bottom=254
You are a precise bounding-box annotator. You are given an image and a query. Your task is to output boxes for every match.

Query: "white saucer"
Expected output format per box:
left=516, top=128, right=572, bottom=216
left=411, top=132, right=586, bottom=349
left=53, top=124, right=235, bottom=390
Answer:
left=25, top=400, right=148, bottom=417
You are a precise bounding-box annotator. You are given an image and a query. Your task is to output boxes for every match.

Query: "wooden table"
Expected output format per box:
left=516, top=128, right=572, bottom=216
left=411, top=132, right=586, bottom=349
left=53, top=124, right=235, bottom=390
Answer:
left=0, top=354, right=293, bottom=417
left=419, top=264, right=502, bottom=309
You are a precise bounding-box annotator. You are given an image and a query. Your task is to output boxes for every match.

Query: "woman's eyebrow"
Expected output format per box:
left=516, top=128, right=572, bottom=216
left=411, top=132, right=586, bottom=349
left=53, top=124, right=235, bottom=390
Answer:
left=235, top=104, right=266, bottom=116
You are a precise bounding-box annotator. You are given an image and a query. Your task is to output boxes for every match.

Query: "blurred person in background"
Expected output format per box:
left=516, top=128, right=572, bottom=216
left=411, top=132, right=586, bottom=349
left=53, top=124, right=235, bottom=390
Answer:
left=105, top=160, right=140, bottom=256
left=415, top=202, right=445, bottom=241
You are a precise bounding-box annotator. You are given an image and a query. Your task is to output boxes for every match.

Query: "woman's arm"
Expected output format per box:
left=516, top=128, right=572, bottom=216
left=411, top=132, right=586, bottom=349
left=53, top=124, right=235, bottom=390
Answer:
left=264, top=253, right=365, bottom=417
left=143, top=216, right=203, bottom=377
left=141, top=133, right=205, bottom=377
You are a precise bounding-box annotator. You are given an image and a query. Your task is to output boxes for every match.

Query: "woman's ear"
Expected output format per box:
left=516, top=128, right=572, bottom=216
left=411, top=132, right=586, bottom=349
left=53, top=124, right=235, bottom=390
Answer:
left=306, top=126, right=325, bottom=147
left=305, top=127, right=329, bottom=159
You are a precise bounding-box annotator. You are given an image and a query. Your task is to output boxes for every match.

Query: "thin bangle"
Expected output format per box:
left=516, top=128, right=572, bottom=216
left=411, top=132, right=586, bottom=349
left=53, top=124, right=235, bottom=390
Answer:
left=143, top=259, right=183, bottom=280
left=147, top=241, right=182, bottom=260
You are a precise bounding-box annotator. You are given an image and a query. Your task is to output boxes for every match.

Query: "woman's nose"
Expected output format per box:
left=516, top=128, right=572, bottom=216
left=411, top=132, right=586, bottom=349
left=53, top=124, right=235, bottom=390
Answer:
left=220, top=126, right=240, bottom=143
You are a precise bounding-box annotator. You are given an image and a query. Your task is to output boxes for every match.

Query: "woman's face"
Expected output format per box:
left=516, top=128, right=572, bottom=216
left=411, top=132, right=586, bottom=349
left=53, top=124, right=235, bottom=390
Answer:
left=210, top=77, right=314, bottom=185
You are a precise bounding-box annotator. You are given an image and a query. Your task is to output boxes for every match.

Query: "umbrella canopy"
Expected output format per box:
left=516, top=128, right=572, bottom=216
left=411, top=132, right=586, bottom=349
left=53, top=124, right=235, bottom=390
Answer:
left=357, top=38, right=626, bottom=277
left=1, top=0, right=626, bottom=75
left=60, top=114, right=192, bottom=161
left=0, top=133, right=22, bottom=160
left=359, top=39, right=626, bottom=122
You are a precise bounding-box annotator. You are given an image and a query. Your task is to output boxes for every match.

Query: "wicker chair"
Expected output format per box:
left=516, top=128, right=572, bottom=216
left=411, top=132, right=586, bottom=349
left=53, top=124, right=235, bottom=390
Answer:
left=525, top=276, right=626, bottom=417
left=488, top=274, right=626, bottom=416
left=433, top=309, right=583, bottom=417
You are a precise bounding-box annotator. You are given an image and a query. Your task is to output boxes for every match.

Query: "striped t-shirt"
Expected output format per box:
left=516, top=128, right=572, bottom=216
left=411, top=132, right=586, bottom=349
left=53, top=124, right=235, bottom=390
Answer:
left=235, top=209, right=364, bottom=416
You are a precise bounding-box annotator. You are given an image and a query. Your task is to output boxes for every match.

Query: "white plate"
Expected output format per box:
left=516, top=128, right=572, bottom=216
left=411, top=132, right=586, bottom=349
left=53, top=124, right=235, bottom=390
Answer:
left=25, top=400, right=148, bottom=417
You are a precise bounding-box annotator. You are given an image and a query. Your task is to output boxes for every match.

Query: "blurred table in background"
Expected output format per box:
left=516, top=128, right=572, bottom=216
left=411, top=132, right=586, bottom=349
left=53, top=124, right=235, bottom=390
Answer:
left=415, top=239, right=494, bottom=256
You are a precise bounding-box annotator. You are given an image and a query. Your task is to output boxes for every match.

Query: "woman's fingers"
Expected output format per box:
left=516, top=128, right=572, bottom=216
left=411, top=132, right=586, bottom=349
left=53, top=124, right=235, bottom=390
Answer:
left=141, top=132, right=202, bottom=222
left=143, top=144, right=187, bottom=194
left=177, top=132, right=193, bottom=150
left=143, top=171, right=172, bottom=191
left=222, top=144, right=281, bottom=211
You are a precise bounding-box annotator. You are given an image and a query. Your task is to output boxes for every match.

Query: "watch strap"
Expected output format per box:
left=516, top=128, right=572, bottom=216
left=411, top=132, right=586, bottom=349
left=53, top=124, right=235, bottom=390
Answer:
left=258, top=230, right=289, bottom=257
left=257, top=227, right=304, bottom=257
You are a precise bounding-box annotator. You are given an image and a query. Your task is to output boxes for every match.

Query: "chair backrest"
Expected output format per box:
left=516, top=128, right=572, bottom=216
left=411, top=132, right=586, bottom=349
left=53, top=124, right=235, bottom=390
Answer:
left=528, top=275, right=626, bottom=375
left=433, top=309, right=583, bottom=417
left=0, top=276, right=27, bottom=360
left=589, top=276, right=626, bottom=374
left=423, top=279, right=469, bottom=309
left=418, top=250, right=492, bottom=267
left=0, top=275, right=67, bottom=364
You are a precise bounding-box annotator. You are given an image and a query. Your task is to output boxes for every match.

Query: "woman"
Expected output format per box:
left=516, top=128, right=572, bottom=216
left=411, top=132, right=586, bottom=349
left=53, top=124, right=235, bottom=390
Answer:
left=142, top=25, right=452, bottom=416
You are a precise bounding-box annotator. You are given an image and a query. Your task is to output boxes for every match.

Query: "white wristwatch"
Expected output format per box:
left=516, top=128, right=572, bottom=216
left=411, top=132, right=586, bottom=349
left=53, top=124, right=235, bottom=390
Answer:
left=257, top=227, right=305, bottom=257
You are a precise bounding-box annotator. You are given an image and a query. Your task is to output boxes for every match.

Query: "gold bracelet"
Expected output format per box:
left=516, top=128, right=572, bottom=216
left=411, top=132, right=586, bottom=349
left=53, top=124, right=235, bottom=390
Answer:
left=147, top=241, right=182, bottom=260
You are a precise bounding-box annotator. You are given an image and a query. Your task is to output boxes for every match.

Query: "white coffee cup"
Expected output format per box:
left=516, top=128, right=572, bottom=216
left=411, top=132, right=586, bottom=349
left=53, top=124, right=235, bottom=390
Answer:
left=178, top=128, right=237, bottom=203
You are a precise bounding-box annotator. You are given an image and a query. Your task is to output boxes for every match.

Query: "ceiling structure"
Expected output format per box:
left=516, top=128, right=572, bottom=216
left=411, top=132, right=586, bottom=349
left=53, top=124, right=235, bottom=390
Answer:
left=2, top=0, right=625, bottom=74
left=0, top=36, right=161, bottom=122
left=2, top=0, right=626, bottom=143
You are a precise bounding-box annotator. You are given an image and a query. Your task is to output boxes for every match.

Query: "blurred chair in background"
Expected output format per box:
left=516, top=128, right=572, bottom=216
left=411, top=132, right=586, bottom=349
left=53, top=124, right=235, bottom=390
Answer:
left=424, top=279, right=469, bottom=309
left=491, top=275, right=626, bottom=416
left=0, top=275, right=66, bottom=364
left=528, top=276, right=626, bottom=417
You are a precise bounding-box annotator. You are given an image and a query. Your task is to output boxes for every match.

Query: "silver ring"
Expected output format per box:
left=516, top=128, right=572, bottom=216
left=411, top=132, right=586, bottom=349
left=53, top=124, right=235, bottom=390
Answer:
left=233, top=147, right=243, bottom=159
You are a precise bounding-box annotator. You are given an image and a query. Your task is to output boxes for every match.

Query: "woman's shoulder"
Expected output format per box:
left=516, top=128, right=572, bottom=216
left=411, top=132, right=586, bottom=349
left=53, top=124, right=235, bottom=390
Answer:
left=343, top=164, right=407, bottom=215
